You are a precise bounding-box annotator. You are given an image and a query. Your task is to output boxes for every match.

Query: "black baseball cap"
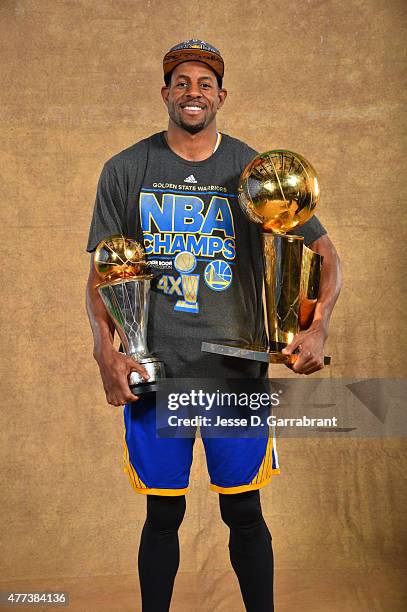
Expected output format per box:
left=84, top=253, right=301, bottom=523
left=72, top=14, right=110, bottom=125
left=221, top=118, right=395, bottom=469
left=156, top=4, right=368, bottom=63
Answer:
left=163, top=39, right=224, bottom=81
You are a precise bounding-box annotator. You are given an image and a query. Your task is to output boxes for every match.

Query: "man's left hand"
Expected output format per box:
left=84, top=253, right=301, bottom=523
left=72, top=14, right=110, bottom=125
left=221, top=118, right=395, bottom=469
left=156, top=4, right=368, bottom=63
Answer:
left=282, top=325, right=326, bottom=375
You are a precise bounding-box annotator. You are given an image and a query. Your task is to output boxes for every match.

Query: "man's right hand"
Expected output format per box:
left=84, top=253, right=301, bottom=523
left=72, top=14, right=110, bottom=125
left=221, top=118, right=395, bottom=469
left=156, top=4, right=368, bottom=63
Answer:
left=94, top=347, right=150, bottom=406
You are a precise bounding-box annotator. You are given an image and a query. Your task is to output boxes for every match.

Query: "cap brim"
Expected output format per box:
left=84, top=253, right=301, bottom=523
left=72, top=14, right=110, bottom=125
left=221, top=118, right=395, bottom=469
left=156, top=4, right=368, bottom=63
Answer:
left=163, top=48, right=224, bottom=79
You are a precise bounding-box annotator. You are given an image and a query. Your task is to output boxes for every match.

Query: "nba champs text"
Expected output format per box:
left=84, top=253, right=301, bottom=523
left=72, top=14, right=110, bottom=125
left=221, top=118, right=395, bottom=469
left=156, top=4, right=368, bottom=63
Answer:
left=140, top=187, right=236, bottom=313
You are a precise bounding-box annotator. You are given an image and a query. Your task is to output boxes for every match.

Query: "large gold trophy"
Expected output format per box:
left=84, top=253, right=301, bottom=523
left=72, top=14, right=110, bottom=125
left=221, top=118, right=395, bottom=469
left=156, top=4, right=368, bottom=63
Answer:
left=202, top=149, right=329, bottom=366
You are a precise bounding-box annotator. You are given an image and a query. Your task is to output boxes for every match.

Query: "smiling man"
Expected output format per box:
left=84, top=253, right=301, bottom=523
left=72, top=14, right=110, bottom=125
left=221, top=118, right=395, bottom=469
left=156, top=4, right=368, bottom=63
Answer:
left=86, top=40, right=341, bottom=612
left=163, top=66, right=225, bottom=136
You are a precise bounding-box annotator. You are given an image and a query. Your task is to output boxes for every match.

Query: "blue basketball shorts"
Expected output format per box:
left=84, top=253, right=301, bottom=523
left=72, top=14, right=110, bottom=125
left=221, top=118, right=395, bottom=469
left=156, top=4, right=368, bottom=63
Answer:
left=122, top=394, right=280, bottom=496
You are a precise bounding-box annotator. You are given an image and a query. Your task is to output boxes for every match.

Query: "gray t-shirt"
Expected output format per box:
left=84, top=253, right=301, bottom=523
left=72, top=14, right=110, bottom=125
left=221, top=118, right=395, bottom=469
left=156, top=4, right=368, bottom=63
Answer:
left=87, top=132, right=326, bottom=378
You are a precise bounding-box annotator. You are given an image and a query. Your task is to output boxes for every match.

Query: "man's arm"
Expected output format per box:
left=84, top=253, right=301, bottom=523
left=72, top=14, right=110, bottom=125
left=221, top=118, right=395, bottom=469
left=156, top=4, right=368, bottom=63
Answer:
left=282, top=234, right=342, bottom=374
left=86, top=254, right=149, bottom=406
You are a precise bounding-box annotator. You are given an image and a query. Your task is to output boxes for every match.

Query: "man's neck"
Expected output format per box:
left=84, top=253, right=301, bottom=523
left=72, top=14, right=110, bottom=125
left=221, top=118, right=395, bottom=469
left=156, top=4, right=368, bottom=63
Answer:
left=164, top=122, right=219, bottom=161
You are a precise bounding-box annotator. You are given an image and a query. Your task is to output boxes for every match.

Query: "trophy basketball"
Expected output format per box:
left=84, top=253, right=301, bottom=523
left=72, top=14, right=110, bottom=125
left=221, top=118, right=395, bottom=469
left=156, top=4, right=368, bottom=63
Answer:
left=94, top=235, right=165, bottom=393
left=202, top=149, right=329, bottom=366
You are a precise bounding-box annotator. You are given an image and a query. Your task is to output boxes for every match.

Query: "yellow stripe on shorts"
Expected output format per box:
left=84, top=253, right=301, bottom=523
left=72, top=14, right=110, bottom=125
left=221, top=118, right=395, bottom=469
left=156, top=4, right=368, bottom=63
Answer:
left=122, top=430, right=188, bottom=496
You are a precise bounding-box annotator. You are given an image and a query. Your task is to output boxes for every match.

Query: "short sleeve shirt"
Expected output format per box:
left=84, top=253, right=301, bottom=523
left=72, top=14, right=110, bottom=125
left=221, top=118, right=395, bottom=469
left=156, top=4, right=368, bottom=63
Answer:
left=87, top=132, right=327, bottom=378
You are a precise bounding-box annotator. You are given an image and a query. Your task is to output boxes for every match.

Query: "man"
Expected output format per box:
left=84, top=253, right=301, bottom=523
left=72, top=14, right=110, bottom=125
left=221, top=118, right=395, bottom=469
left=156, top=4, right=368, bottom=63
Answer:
left=86, top=40, right=341, bottom=612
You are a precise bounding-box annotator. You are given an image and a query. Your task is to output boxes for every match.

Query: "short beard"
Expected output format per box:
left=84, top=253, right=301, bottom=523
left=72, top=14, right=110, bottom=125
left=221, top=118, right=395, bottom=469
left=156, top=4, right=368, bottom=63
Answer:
left=178, top=119, right=206, bottom=134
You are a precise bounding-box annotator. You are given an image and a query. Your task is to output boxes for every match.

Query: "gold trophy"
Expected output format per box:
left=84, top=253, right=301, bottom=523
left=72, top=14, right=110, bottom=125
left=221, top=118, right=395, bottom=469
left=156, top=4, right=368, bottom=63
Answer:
left=173, top=251, right=200, bottom=313
left=202, top=149, right=329, bottom=366
left=94, top=235, right=165, bottom=393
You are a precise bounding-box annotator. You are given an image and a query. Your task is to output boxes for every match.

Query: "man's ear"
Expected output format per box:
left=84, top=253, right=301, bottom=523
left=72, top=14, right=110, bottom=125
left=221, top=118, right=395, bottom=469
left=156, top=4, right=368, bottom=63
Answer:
left=217, top=88, right=227, bottom=110
left=161, top=85, right=169, bottom=106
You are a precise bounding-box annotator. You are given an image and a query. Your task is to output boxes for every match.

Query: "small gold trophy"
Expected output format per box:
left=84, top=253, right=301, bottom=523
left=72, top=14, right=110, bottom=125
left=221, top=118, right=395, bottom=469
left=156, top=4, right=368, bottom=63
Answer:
left=94, top=235, right=165, bottom=393
left=173, top=251, right=200, bottom=313
left=202, top=149, right=328, bottom=366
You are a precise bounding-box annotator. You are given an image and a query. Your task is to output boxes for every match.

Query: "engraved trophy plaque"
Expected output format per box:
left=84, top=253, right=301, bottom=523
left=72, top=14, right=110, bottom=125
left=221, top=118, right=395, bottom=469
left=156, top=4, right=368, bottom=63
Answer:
left=94, top=235, right=165, bottom=394
left=202, top=149, right=330, bottom=366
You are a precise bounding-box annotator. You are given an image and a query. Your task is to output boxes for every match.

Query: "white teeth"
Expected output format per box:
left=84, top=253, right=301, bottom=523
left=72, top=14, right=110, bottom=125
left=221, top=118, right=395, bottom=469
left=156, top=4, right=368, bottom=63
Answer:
left=184, top=106, right=202, bottom=111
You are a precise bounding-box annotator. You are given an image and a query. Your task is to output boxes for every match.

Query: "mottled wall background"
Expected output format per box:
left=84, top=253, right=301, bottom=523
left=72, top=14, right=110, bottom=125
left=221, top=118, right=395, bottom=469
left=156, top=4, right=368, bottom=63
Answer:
left=0, top=0, right=406, bottom=610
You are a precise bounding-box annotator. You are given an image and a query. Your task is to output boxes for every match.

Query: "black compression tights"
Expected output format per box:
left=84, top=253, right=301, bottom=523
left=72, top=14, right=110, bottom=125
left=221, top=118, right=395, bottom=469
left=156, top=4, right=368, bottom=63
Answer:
left=220, top=490, right=274, bottom=612
left=138, top=490, right=273, bottom=612
left=138, top=495, right=186, bottom=612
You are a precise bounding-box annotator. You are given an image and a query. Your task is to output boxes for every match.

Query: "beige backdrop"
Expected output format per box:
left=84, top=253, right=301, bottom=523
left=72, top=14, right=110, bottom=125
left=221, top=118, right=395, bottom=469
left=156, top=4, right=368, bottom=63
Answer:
left=1, top=0, right=406, bottom=611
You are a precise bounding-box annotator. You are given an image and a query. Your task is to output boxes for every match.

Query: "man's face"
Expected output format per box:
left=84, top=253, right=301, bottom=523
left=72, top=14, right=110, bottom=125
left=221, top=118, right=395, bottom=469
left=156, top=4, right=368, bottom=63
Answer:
left=161, top=61, right=227, bottom=134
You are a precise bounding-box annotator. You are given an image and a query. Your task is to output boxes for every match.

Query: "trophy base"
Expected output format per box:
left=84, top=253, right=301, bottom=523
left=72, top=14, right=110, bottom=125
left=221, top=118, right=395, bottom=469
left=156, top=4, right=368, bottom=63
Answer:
left=201, top=340, right=331, bottom=365
left=128, top=356, right=166, bottom=394
left=129, top=380, right=162, bottom=395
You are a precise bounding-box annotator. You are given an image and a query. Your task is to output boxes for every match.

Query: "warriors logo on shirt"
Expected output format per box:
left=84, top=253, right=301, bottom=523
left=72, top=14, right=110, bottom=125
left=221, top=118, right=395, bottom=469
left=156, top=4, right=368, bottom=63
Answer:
left=204, top=260, right=232, bottom=291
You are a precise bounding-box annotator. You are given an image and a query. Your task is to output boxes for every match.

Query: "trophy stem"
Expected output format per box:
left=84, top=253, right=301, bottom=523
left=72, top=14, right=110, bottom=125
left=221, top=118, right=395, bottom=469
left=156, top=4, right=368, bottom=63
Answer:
left=261, top=233, right=323, bottom=352
left=98, top=277, right=152, bottom=357
left=261, top=233, right=303, bottom=351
